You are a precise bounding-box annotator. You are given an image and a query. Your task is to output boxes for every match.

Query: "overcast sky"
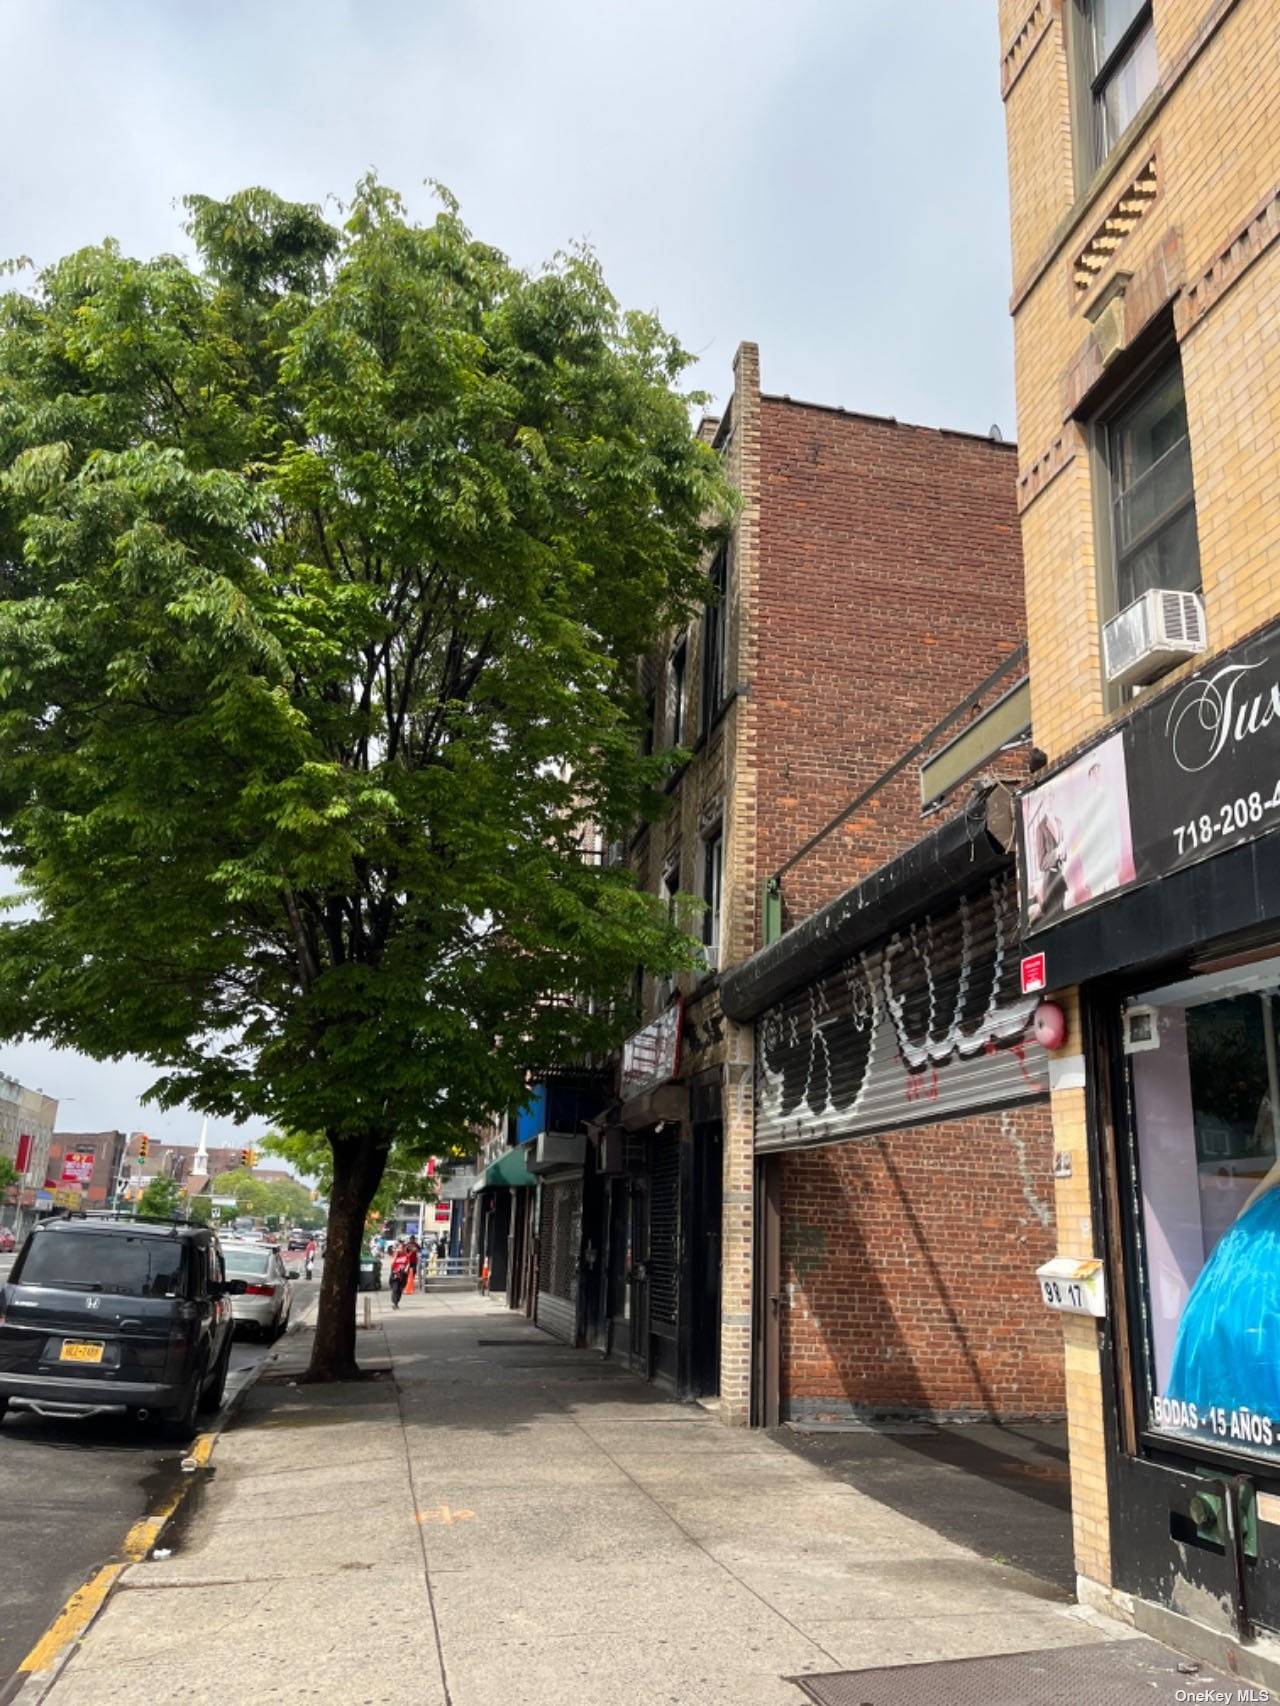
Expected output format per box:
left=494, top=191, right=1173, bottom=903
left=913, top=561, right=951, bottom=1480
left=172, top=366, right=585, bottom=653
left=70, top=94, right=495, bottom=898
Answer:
left=0, top=0, right=1016, bottom=1141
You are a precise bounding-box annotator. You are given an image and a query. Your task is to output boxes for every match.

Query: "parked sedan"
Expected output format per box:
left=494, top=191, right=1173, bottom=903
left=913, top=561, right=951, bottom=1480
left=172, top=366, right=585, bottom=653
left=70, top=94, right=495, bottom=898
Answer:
left=220, top=1242, right=295, bottom=1340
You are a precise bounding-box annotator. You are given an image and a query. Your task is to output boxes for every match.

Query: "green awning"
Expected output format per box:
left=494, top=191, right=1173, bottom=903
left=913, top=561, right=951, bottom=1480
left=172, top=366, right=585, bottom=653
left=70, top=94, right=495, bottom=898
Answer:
left=478, top=1145, right=537, bottom=1190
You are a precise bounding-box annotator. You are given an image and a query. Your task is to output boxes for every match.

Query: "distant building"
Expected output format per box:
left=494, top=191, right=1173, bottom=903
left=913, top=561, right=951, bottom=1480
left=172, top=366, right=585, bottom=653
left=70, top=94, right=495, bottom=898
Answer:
left=45, top=1131, right=129, bottom=1210
left=120, top=1133, right=291, bottom=1202
left=0, top=1073, right=59, bottom=1236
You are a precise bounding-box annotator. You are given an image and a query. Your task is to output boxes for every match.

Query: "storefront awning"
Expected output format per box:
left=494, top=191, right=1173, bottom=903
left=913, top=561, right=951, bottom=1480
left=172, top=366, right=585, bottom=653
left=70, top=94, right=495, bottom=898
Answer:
left=474, top=1145, right=537, bottom=1192
left=721, top=783, right=1015, bottom=1023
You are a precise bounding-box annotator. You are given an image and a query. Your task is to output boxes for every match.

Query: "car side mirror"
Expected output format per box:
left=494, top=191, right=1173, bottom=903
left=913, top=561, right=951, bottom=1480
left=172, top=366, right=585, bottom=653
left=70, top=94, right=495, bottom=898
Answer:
left=224, top=1278, right=248, bottom=1296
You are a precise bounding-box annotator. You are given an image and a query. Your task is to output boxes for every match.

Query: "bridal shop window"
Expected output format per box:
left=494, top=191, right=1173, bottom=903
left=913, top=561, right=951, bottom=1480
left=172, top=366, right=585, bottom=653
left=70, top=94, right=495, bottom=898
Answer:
left=1126, top=952, right=1280, bottom=1464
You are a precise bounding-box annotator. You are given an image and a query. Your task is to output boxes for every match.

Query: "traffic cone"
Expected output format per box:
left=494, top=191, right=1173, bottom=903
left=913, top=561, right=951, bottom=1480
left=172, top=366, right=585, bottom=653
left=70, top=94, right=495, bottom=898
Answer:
left=481, top=1259, right=490, bottom=1294
left=406, top=1268, right=415, bottom=1295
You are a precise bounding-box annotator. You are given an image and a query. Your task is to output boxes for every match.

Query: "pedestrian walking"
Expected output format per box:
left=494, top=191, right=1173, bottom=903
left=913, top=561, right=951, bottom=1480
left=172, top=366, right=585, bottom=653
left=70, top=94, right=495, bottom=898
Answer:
left=388, top=1242, right=411, bottom=1309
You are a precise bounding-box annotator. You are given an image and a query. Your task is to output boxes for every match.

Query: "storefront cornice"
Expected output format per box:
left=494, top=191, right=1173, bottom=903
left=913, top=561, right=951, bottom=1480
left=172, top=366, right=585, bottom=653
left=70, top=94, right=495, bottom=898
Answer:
left=720, top=783, right=1016, bottom=1024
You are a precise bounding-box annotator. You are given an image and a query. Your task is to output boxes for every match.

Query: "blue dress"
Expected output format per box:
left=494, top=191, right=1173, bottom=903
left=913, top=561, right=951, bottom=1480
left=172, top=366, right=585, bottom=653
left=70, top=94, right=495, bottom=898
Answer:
left=1167, top=1187, right=1280, bottom=1424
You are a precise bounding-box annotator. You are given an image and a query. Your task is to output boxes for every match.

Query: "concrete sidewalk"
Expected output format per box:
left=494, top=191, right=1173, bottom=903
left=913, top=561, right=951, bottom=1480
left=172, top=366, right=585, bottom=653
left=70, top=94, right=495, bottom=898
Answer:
left=39, top=1289, right=1128, bottom=1706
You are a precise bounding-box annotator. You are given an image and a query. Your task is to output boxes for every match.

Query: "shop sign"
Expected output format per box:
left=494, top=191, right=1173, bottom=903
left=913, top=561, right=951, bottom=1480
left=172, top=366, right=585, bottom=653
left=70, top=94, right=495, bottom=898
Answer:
left=755, top=875, right=1048, bottom=1152
left=620, top=1001, right=683, bottom=1101
left=1018, top=617, right=1280, bottom=937
left=50, top=1187, right=82, bottom=1209
left=60, top=1150, right=95, bottom=1187
left=1020, top=953, right=1046, bottom=994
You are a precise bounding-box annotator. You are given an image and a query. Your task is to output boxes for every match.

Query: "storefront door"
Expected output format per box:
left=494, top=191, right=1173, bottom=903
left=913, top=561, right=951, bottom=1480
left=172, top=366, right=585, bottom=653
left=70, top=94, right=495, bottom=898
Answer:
left=646, top=1128, right=680, bottom=1385
left=690, top=1122, right=722, bottom=1399
left=1107, top=949, right=1280, bottom=1637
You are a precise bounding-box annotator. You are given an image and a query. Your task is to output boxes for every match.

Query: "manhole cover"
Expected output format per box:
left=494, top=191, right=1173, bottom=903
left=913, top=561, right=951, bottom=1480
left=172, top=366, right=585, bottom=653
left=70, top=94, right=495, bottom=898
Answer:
left=787, top=1639, right=1235, bottom=1706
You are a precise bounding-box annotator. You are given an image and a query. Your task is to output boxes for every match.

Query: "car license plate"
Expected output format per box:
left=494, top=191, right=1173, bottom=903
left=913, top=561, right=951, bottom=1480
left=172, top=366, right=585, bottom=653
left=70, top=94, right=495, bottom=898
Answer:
left=59, top=1341, right=105, bottom=1364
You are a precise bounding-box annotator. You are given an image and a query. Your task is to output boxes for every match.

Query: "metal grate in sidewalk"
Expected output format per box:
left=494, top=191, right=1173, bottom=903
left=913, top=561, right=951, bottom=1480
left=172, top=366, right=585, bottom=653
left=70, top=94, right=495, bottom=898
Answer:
left=787, top=1638, right=1239, bottom=1705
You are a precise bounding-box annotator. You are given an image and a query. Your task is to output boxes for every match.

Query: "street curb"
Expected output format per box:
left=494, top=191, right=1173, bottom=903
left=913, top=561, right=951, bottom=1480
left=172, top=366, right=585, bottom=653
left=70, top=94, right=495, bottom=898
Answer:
left=0, top=1311, right=318, bottom=1706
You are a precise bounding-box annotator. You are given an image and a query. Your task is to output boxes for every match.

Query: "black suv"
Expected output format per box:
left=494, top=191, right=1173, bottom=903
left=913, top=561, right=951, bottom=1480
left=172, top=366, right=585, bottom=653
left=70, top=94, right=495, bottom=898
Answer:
left=0, top=1216, right=244, bottom=1437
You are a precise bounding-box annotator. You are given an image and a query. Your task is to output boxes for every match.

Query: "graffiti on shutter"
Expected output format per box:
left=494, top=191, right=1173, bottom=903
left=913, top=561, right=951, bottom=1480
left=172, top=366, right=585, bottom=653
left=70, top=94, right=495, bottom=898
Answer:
left=756, top=874, right=1048, bottom=1152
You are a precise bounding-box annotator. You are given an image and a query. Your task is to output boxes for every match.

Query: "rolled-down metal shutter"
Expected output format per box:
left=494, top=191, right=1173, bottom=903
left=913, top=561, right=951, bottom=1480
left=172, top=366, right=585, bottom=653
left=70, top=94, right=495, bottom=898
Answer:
left=536, top=1177, right=582, bottom=1343
left=755, top=874, right=1049, bottom=1153
left=647, top=1131, right=680, bottom=1331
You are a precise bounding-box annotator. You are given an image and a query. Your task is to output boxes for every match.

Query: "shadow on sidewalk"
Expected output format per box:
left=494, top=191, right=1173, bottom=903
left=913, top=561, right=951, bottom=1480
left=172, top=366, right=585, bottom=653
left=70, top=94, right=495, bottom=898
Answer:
left=772, top=1419, right=1075, bottom=1594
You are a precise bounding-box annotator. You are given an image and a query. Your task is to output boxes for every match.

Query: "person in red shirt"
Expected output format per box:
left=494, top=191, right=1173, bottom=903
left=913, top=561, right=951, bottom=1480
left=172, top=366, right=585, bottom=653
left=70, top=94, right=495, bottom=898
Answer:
left=389, top=1242, right=412, bottom=1308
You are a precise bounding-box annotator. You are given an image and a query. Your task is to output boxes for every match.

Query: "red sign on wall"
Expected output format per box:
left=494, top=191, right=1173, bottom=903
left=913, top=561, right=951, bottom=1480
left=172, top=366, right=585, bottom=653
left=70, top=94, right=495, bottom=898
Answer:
left=60, top=1150, right=95, bottom=1187
left=1020, top=952, right=1047, bottom=995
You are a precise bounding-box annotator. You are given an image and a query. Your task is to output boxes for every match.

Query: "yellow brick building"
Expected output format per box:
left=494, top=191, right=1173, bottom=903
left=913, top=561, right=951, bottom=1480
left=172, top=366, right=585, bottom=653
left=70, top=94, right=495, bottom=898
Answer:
left=1001, top=0, right=1280, bottom=1677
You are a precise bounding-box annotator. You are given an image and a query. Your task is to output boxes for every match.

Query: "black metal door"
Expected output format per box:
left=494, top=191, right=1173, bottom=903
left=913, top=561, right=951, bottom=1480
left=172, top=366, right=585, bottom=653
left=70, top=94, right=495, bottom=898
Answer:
left=630, top=1172, right=649, bottom=1371
left=690, top=1122, right=722, bottom=1398
left=647, top=1129, right=680, bottom=1384
left=752, top=1154, right=781, bottom=1429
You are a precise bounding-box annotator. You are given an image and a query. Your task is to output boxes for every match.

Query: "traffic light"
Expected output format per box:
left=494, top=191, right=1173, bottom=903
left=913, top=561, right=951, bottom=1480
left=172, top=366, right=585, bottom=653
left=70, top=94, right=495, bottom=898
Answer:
left=240, top=1147, right=252, bottom=1168
left=138, top=1136, right=150, bottom=1162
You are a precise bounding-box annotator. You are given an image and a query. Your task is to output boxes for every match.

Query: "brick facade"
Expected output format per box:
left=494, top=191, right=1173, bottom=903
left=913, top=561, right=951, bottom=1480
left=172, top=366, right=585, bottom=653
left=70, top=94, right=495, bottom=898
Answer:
left=779, top=1105, right=1062, bottom=1421
left=631, top=345, right=1033, bottom=1424
left=46, top=1131, right=128, bottom=1207
left=756, top=402, right=1028, bottom=922
left=1000, top=0, right=1280, bottom=1605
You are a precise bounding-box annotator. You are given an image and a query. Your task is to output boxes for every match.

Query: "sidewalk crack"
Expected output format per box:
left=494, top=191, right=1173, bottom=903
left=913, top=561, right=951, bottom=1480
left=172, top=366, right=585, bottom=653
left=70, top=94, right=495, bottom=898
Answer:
left=391, top=1334, right=454, bottom=1706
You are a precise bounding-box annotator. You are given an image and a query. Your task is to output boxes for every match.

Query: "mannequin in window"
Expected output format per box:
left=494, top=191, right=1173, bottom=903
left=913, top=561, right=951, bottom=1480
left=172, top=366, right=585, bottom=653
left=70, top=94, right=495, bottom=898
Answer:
left=1167, top=1144, right=1280, bottom=1425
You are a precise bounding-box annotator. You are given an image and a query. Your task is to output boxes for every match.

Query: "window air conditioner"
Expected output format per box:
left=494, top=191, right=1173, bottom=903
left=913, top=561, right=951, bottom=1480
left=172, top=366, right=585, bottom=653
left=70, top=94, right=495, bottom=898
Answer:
left=1102, top=588, right=1207, bottom=689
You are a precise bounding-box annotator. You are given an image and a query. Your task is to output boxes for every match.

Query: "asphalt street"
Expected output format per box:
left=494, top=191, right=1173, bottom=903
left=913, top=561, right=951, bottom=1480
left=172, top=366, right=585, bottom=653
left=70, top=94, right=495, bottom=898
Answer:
left=0, top=1256, right=318, bottom=1689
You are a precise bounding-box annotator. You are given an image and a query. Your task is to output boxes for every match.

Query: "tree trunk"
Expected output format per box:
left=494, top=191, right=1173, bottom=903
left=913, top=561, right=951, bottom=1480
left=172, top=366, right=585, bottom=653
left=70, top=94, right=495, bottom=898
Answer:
left=304, top=1133, right=388, bottom=1383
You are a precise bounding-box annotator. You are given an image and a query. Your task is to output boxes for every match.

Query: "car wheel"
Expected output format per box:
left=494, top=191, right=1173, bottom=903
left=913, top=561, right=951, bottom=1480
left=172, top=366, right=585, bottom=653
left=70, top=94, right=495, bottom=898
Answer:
left=199, top=1341, right=230, bottom=1416
left=162, top=1372, right=202, bottom=1442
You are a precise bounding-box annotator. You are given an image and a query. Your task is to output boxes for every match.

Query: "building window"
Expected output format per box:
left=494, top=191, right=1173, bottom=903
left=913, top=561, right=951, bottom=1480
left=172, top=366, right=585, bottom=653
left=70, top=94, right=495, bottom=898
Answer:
left=657, top=857, right=681, bottom=1005
left=667, top=639, right=687, bottom=748
left=1123, top=955, right=1280, bottom=1468
left=700, top=548, right=728, bottom=737
left=640, top=691, right=656, bottom=758
left=1079, top=0, right=1157, bottom=171
left=701, top=828, right=723, bottom=972
left=1104, top=355, right=1201, bottom=613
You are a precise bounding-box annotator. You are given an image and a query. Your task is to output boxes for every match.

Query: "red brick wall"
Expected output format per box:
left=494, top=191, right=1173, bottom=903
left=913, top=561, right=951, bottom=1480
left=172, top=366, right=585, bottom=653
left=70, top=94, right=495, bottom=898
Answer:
left=756, top=400, right=1027, bottom=927
left=778, top=1102, right=1064, bottom=1421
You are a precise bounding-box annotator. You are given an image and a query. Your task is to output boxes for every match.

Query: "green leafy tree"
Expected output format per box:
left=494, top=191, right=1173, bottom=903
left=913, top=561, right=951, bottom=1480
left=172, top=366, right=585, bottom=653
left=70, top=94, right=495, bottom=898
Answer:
left=137, top=1173, right=181, bottom=1219
left=0, top=1156, right=18, bottom=1194
left=0, top=181, right=726, bottom=1380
